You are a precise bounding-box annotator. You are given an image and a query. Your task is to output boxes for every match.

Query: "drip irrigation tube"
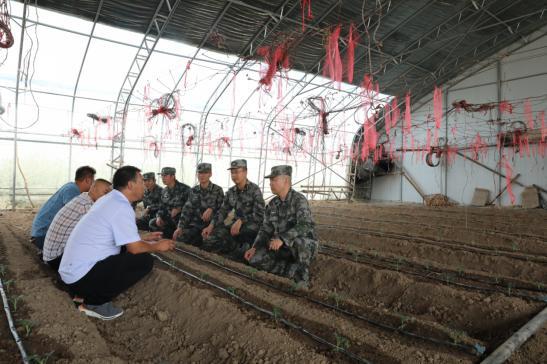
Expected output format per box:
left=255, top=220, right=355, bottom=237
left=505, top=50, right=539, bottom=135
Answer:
left=0, top=278, right=29, bottom=364
left=321, top=244, right=547, bottom=296
left=152, top=253, right=372, bottom=364
left=317, top=225, right=547, bottom=264
left=319, top=246, right=547, bottom=303
left=173, top=246, right=486, bottom=356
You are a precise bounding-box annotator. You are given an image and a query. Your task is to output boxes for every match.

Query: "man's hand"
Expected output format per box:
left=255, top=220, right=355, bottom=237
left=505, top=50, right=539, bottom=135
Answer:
left=230, top=219, right=242, bottom=236
left=142, top=231, right=162, bottom=241
left=201, top=208, right=213, bottom=222
left=143, top=207, right=150, bottom=217
left=244, top=247, right=256, bottom=261
left=269, top=238, right=283, bottom=251
left=154, top=239, right=175, bottom=252
left=156, top=217, right=165, bottom=227
left=170, top=208, right=181, bottom=219
left=172, top=228, right=183, bottom=240
left=201, top=224, right=214, bottom=239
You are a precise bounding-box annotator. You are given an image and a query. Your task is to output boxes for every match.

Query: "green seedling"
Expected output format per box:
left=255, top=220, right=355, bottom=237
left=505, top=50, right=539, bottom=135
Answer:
left=10, top=295, right=23, bottom=312
left=199, top=273, right=210, bottom=281
left=226, top=287, right=236, bottom=295
left=247, top=267, right=258, bottom=279
left=507, top=282, right=513, bottom=296
left=334, top=332, right=350, bottom=352
left=536, top=282, right=545, bottom=291
left=494, top=276, right=500, bottom=284
left=272, top=307, right=282, bottom=321
left=328, top=291, right=344, bottom=308
left=457, top=266, right=464, bottom=277
left=397, top=314, right=414, bottom=330
left=3, top=279, right=14, bottom=291
left=444, top=273, right=454, bottom=285
left=511, top=242, right=519, bottom=252
left=28, top=352, right=54, bottom=364
left=17, top=319, right=34, bottom=337
left=0, top=264, right=5, bottom=276
left=448, top=329, right=467, bottom=344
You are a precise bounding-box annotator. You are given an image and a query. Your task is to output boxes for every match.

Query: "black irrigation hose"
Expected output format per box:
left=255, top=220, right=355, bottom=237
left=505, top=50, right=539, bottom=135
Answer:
left=173, top=247, right=486, bottom=356
left=321, top=244, right=547, bottom=295
left=152, top=253, right=372, bottom=364
left=319, top=246, right=547, bottom=303
left=317, top=225, right=547, bottom=264
left=0, top=278, right=30, bottom=364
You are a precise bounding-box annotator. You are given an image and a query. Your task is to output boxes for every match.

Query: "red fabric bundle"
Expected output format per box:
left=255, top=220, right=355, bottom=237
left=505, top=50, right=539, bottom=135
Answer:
left=390, top=97, right=400, bottom=128
left=499, top=100, right=513, bottom=114
left=404, top=92, right=412, bottom=133
left=384, top=103, right=391, bottom=134
left=502, top=156, right=516, bottom=204
left=258, top=43, right=290, bottom=90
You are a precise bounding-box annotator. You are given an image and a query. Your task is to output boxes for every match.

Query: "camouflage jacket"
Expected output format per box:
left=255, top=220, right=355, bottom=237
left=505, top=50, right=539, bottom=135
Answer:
left=178, top=182, right=224, bottom=229
left=254, top=188, right=317, bottom=248
left=142, top=185, right=163, bottom=213
left=212, top=180, right=265, bottom=232
left=156, top=180, right=191, bottom=218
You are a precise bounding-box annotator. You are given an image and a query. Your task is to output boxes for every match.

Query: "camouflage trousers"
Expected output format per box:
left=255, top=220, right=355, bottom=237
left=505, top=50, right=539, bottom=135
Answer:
left=149, top=213, right=180, bottom=240
left=175, top=225, right=205, bottom=247
left=248, top=237, right=318, bottom=283
left=202, top=225, right=258, bottom=261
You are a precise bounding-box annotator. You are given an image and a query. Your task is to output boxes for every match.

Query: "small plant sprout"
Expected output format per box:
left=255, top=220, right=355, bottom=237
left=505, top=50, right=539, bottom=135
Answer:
left=328, top=291, right=344, bottom=308
left=449, top=329, right=467, bottom=344
left=10, top=295, right=23, bottom=312
left=247, top=267, right=258, bottom=278
left=3, top=279, right=14, bottom=291
left=397, top=314, right=414, bottom=330
left=507, top=282, right=513, bottom=295
left=226, top=287, right=236, bottom=295
left=334, top=332, right=350, bottom=352
left=17, top=319, right=34, bottom=337
left=511, top=242, right=519, bottom=252
left=457, top=266, right=464, bottom=277
left=445, top=273, right=454, bottom=285
left=272, top=307, right=282, bottom=321
left=536, top=282, right=545, bottom=291
left=28, top=352, right=54, bottom=364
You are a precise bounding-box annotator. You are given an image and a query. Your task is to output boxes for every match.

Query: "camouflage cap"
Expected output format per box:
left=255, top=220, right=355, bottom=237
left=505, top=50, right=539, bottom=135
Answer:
left=158, top=167, right=176, bottom=175
left=227, top=159, right=247, bottom=170
left=197, top=163, right=212, bottom=173
left=264, top=165, right=292, bottom=178
left=142, top=172, right=155, bottom=180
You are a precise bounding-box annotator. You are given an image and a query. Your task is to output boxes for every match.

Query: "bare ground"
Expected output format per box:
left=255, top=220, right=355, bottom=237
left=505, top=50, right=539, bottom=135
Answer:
left=0, top=201, right=545, bottom=363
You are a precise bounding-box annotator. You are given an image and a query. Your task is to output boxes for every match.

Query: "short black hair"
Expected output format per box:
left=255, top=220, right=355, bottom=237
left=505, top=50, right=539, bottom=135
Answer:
left=75, top=166, right=96, bottom=181
left=113, top=166, right=141, bottom=190
left=94, top=178, right=112, bottom=186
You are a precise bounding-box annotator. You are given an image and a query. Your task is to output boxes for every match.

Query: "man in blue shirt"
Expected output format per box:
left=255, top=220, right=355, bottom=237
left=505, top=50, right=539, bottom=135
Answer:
left=31, top=166, right=96, bottom=250
left=59, top=166, right=175, bottom=320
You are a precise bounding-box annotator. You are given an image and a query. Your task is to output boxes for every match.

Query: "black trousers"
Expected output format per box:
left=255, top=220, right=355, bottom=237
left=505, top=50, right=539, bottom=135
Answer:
left=46, top=255, right=63, bottom=272
left=67, top=251, right=154, bottom=305
left=176, top=226, right=204, bottom=247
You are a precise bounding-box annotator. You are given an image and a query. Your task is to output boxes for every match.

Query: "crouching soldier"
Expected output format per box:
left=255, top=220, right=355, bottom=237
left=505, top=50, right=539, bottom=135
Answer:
left=202, top=159, right=264, bottom=260
left=173, top=163, right=224, bottom=246
left=136, top=172, right=163, bottom=230
left=244, top=165, right=318, bottom=288
left=149, top=167, right=190, bottom=239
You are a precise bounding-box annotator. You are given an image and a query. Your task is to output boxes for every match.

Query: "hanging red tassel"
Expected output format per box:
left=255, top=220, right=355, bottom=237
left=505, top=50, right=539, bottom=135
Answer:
left=404, top=92, right=412, bottom=133
left=524, top=99, right=534, bottom=129
left=433, top=85, right=442, bottom=129
left=391, top=97, right=400, bottom=128
left=324, top=25, right=342, bottom=88
left=502, top=155, right=516, bottom=205
left=384, top=102, right=391, bottom=134
left=425, top=128, right=431, bottom=152
left=300, top=0, right=313, bottom=32
left=540, top=111, right=546, bottom=142
left=346, top=22, right=358, bottom=83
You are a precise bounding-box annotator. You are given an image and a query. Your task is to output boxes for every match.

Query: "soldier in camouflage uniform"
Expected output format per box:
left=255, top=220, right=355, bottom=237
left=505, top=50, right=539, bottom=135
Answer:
left=136, top=172, right=163, bottom=230
left=173, top=163, right=224, bottom=246
left=202, top=159, right=265, bottom=260
left=149, top=167, right=190, bottom=239
left=244, top=165, right=318, bottom=287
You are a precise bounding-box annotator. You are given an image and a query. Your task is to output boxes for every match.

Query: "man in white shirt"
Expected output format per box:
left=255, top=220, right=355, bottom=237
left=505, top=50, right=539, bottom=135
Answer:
left=59, top=166, right=175, bottom=320
left=43, top=179, right=112, bottom=271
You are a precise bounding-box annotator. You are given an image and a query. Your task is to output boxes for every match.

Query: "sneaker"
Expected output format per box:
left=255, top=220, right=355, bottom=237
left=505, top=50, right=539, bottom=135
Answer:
left=79, top=302, right=124, bottom=320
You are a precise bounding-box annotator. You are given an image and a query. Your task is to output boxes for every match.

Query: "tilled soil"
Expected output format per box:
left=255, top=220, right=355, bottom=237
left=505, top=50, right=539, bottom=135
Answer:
left=0, top=202, right=546, bottom=363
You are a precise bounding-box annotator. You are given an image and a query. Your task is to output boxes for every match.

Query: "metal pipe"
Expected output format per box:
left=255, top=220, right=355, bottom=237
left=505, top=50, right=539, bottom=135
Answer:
left=0, top=278, right=29, bottom=363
